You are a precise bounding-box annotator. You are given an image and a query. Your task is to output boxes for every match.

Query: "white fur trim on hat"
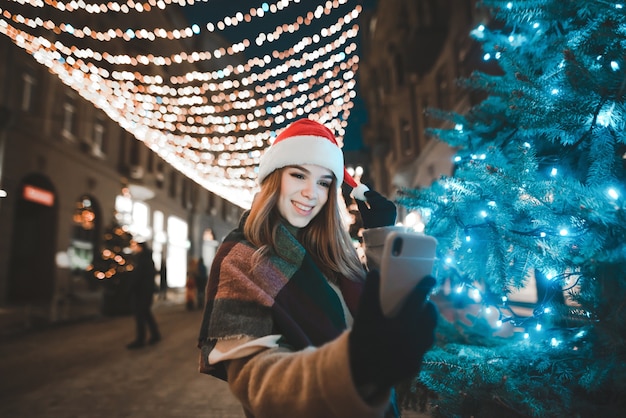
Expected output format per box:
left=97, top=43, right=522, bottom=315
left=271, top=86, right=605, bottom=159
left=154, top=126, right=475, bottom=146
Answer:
left=258, top=135, right=345, bottom=185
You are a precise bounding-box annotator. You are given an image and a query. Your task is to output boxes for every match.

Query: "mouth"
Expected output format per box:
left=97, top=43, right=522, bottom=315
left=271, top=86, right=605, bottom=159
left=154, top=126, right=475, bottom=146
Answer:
left=292, top=201, right=314, bottom=215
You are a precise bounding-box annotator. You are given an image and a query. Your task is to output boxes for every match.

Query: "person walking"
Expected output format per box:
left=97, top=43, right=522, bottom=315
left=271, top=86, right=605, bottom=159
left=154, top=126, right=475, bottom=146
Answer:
left=196, top=257, right=208, bottom=309
left=126, top=240, right=161, bottom=349
left=186, top=258, right=198, bottom=311
left=158, top=255, right=168, bottom=301
left=197, top=118, right=438, bottom=417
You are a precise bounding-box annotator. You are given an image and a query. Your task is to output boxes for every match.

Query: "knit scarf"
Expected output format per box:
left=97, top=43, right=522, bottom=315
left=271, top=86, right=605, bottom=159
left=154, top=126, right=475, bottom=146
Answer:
left=198, top=214, right=363, bottom=381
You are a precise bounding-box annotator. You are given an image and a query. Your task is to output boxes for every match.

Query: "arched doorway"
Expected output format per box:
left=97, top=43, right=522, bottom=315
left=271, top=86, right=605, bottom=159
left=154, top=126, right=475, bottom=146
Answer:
left=8, top=173, right=58, bottom=303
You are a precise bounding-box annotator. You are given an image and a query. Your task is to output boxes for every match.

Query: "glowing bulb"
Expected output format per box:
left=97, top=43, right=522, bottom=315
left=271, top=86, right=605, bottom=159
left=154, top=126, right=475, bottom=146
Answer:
left=559, top=228, right=569, bottom=236
left=608, top=188, right=619, bottom=200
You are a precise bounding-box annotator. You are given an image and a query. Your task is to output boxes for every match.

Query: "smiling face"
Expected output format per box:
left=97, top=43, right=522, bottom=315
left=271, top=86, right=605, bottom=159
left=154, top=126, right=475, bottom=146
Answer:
left=277, top=164, right=333, bottom=228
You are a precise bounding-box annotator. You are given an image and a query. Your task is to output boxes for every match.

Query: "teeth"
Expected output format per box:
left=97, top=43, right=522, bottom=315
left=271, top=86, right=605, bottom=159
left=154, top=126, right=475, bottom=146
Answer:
left=293, top=202, right=312, bottom=211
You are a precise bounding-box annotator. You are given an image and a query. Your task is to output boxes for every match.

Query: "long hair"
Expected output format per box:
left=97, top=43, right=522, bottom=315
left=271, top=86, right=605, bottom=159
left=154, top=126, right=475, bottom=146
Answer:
left=244, top=168, right=366, bottom=282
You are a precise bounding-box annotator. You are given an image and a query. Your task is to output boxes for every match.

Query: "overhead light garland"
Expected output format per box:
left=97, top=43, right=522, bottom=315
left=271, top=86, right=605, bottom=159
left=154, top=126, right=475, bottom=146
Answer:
left=1, top=0, right=361, bottom=208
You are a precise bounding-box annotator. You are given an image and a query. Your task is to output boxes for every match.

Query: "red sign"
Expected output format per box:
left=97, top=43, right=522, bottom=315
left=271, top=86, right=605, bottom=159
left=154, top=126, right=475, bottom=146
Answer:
left=23, top=184, right=55, bottom=207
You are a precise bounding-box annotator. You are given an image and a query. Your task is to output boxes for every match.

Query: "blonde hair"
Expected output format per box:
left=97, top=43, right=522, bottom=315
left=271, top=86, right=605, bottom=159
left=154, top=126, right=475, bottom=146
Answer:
left=244, top=168, right=365, bottom=282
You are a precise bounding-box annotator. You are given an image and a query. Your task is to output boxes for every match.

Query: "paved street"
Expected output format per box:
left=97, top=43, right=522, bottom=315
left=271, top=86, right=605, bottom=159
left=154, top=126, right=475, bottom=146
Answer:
left=0, top=294, right=430, bottom=418
left=0, top=298, right=245, bottom=418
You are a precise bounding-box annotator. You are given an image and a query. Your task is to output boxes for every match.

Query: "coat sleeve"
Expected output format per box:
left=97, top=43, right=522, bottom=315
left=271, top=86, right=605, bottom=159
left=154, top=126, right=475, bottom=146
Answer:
left=225, top=331, right=389, bottom=418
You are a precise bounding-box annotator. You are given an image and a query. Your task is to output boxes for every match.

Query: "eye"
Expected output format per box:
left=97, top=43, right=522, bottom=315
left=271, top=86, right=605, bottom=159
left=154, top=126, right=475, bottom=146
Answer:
left=318, top=180, right=331, bottom=188
left=289, top=171, right=306, bottom=180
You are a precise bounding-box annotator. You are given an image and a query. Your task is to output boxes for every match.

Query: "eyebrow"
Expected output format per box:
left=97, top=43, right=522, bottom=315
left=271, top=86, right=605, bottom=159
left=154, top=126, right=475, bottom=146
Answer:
left=289, top=165, right=334, bottom=180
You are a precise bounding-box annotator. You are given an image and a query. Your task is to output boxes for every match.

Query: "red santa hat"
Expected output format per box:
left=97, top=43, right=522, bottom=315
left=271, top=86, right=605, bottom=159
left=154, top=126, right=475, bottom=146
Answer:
left=257, top=118, right=370, bottom=200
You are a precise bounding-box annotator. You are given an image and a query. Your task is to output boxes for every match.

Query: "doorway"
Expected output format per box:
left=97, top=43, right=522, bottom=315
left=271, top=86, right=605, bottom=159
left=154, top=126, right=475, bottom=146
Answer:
left=8, top=173, right=58, bottom=303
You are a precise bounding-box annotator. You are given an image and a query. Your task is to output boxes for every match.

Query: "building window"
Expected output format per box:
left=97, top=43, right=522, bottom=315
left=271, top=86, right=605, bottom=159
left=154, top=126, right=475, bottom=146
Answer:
left=62, top=96, right=77, bottom=140
left=69, top=195, right=99, bottom=273
left=206, top=191, right=217, bottom=216
left=147, top=148, right=155, bottom=173
left=400, top=118, right=412, bottom=156
left=418, top=0, right=433, bottom=27
left=182, top=179, right=190, bottom=209
left=156, top=162, right=165, bottom=189
left=168, top=170, right=177, bottom=198
left=394, top=53, right=405, bottom=87
left=437, top=69, right=449, bottom=109
left=129, top=138, right=144, bottom=179
left=92, top=118, right=106, bottom=157
left=21, top=73, right=36, bottom=113
left=130, top=201, right=151, bottom=240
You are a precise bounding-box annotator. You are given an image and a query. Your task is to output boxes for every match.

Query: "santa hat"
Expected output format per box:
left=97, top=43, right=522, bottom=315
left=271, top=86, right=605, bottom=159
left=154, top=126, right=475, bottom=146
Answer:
left=258, top=119, right=371, bottom=198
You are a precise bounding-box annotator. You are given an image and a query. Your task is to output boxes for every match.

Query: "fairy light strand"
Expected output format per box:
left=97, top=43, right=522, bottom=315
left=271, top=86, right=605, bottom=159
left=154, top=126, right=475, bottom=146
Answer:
left=0, top=1, right=361, bottom=208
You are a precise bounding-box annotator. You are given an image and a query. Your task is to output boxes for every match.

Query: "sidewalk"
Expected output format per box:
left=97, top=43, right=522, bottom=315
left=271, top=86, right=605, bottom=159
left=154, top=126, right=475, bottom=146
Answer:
left=0, top=289, right=430, bottom=417
left=0, top=287, right=186, bottom=340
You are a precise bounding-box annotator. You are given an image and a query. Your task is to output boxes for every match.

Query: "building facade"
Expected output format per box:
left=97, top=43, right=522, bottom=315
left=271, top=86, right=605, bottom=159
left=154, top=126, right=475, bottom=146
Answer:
left=357, top=0, right=492, bottom=217
left=0, top=6, right=243, bottom=321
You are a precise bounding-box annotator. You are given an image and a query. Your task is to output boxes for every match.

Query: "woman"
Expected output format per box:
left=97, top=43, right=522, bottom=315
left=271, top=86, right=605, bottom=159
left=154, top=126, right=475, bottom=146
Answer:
left=198, top=118, right=437, bottom=417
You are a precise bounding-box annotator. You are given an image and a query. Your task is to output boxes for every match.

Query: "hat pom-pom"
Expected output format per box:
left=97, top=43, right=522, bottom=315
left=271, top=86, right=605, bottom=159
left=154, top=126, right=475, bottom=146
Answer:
left=352, top=183, right=370, bottom=201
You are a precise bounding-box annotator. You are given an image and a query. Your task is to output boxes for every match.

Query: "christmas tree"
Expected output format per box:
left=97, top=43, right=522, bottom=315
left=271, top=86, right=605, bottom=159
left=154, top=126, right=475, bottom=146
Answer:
left=396, top=1, right=626, bottom=416
left=87, top=219, right=135, bottom=315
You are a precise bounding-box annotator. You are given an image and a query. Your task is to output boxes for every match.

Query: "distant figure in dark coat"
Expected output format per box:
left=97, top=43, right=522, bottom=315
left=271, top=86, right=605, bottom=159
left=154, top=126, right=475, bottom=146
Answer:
left=158, top=256, right=168, bottom=301
left=196, top=257, right=208, bottom=309
left=126, top=241, right=161, bottom=349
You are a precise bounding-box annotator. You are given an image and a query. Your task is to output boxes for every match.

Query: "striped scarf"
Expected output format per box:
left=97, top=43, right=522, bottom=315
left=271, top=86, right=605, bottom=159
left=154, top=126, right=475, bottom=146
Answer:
left=198, top=214, right=363, bottom=380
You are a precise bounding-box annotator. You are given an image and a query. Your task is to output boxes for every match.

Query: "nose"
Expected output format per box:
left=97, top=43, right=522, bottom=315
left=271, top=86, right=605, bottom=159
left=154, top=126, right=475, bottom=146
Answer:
left=301, top=179, right=316, bottom=200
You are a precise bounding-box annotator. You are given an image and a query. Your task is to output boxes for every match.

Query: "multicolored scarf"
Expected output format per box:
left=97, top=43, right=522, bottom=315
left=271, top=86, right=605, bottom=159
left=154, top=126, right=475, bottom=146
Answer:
left=198, top=213, right=363, bottom=381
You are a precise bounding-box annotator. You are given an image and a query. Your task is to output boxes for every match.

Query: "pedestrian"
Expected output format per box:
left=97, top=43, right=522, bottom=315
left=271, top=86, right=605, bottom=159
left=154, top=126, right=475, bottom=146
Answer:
left=158, top=255, right=168, bottom=301
left=127, top=240, right=161, bottom=349
left=196, top=257, right=208, bottom=309
left=197, top=118, right=438, bottom=417
left=186, top=258, right=198, bottom=311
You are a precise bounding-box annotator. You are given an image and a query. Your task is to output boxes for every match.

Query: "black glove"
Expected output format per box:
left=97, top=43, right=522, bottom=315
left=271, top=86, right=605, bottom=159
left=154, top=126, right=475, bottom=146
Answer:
left=349, top=270, right=438, bottom=393
left=355, top=190, right=397, bottom=229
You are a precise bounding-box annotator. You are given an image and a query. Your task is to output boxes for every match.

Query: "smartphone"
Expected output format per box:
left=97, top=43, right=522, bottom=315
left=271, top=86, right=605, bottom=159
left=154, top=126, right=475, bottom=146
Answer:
left=379, top=230, right=438, bottom=317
